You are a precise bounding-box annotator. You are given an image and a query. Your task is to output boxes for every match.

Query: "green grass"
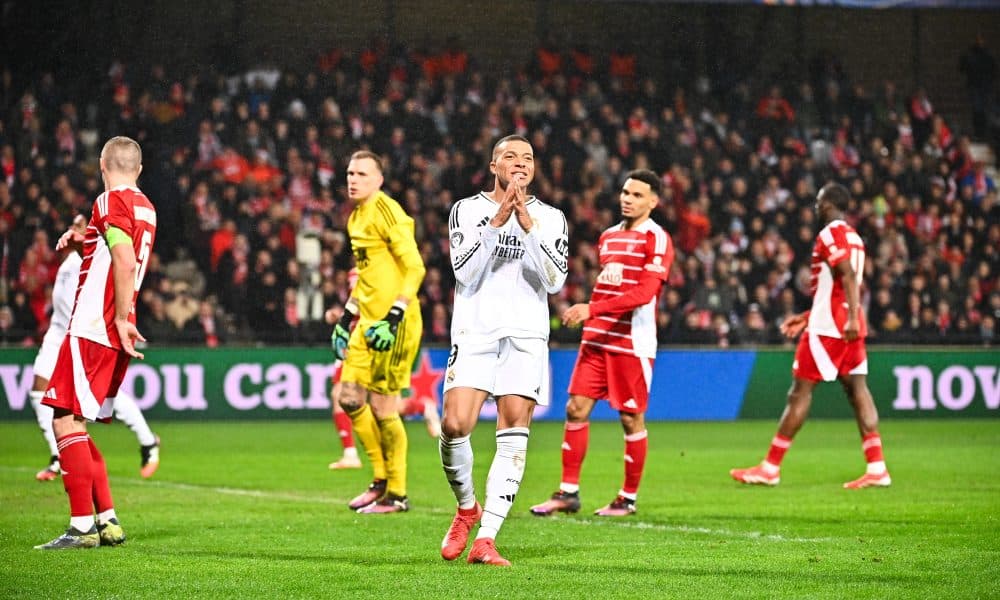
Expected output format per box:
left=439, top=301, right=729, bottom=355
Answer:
left=1, top=419, right=998, bottom=599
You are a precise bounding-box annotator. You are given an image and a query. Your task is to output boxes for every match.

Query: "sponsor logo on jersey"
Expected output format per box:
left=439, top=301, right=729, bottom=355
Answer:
left=597, top=262, right=625, bottom=286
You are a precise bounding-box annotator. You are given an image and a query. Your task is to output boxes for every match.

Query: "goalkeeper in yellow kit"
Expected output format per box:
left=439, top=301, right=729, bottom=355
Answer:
left=332, top=150, right=426, bottom=513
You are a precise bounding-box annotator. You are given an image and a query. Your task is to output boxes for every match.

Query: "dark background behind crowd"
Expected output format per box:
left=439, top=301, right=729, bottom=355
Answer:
left=1, top=3, right=998, bottom=348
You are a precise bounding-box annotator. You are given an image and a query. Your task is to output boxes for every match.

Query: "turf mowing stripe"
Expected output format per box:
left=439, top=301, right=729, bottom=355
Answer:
left=2, top=465, right=830, bottom=544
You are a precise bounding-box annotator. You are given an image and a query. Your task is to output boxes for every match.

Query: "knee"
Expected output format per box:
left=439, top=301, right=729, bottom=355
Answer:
left=370, top=402, right=395, bottom=420
left=338, top=385, right=364, bottom=413
left=620, top=412, right=643, bottom=433
left=440, top=415, right=471, bottom=439
left=566, top=404, right=588, bottom=423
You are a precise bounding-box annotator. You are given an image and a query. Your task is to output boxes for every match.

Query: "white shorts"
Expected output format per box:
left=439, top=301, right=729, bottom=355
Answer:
left=32, top=325, right=67, bottom=382
left=443, top=337, right=549, bottom=405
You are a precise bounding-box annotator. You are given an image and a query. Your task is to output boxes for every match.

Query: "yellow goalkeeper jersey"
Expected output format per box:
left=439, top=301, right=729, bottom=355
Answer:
left=347, top=190, right=426, bottom=321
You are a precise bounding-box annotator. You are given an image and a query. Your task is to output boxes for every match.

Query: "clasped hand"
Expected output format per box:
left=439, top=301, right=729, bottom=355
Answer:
left=491, top=175, right=533, bottom=232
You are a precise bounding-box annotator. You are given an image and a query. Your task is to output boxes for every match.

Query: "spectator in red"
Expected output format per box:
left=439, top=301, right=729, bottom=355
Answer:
left=531, top=34, right=563, bottom=86
left=210, top=219, right=238, bottom=273
left=439, top=36, right=469, bottom=78
left=213, top=147, right=250, bottom=185
left=908, top=87, right=934, bottom=147
left=756, top=85, right=795, bottom=124
left=609, top=43, right=638, bottom=91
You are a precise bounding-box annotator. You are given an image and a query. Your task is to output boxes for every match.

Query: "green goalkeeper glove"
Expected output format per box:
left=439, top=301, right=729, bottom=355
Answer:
left=331, top=308, right=355, bottom=360
left=365, top=305, right=405, bottom=352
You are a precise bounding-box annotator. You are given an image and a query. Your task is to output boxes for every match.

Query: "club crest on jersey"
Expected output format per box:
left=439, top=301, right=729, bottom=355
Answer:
left=450, top=231, right=464, bottom=248
left=597, top=262, right=625, bottom=286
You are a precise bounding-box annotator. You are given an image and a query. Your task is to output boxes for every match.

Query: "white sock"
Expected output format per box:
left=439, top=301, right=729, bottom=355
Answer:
left=342, top=447, right=359, bottom=459
left=440, top=433, right=476, bottom=509
left=761, top=461, right=780, bottom=475
left=112, top=393, right=157, bottom=446
left=477, top=427, right=529, bottom=540
left=866, top=461, right=887, bottom=475
left=559, top=483, right=579, bottom=494
left=70, top=515, right=95, bottom=533
left=30, top=391, right=59, bottom=457
left=97, top=508, right=118, bottom=524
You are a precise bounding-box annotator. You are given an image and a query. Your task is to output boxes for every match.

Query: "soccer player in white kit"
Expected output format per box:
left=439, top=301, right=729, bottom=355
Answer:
left=438, top=135, right=569, bottom=566
left=29, top=215, right=160, bottom=482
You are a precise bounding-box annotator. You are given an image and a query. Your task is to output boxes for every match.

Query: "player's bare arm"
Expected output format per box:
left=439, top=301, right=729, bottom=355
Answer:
left=833, top=259, right=861, bottom=342
left=109, top=230, right=145, bottom=359
left=780, top=312, right=808, bottom=338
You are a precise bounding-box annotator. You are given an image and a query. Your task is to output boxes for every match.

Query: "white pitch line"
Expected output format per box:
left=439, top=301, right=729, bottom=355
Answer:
left=562, top=518, right=832, bottom=543
left=2, top=465, right=830, bottom=543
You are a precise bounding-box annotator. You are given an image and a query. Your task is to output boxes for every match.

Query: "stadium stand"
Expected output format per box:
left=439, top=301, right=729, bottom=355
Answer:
left=0, top=40, right=997, bottom=347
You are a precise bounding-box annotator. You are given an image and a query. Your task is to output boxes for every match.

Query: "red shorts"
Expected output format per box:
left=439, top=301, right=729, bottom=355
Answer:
left=42, top=336, right=131, bottom=422
left=567, top=344, right=654, bottom=414
left=792, top=331, right=868, bottom=383
left=331, top=361, right=343, bottom=385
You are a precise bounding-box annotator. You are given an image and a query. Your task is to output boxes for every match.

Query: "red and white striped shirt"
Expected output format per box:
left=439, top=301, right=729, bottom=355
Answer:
left=581, top=219, right=674, bottom=358
left=69, top=185, right=157, bottom=349
left=807, top=219, right=867, bottom=339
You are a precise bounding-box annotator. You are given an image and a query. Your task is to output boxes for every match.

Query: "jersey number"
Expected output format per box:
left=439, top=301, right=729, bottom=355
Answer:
left=135, top=230, right=153, bottom=289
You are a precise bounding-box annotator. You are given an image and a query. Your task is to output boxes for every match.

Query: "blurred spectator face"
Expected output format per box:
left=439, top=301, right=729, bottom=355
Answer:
left=346, top=156, right=384, bottom=202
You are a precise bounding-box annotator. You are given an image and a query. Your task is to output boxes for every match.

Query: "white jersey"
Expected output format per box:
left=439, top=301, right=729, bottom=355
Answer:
left=32, top=252, right=82, bottom=381
left=448, top=192, right=568, bottom=344
left=49, top=252, right=82, bottom=335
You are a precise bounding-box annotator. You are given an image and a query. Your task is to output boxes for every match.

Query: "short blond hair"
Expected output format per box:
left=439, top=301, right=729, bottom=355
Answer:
left=101, top=136, right=142, bottom=174
left=349, top=150, right=384, bottom=173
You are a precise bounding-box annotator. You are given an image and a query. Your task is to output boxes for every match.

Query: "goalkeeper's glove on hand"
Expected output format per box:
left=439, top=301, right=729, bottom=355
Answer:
left=365, top=304, right=405, bottom=352
left=331, top=309, right=355, bottom=360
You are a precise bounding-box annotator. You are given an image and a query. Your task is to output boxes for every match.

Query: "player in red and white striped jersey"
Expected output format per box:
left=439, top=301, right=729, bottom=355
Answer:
left=531, top=169, right=674, bottom=518
left=36, top=137, right=157, bottom=550
left=730, top=182, right=891, bottom=490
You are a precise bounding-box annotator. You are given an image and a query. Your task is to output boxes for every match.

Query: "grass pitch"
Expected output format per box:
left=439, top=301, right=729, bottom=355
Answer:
left=1, top=419, right=998, bottom=599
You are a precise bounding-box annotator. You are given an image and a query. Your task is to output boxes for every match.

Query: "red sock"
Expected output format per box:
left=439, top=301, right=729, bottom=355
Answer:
left=765, top=434, right=793, bottom=467
left=561, top=422, right=589, bottom=486
left=623, top=430, right=648, bottom=496
left=57, top=432, right=94, bottom=518
left=334, top=411, right=355, bottom=450
left=88, top=438, right=115, bottom=513
left=862, top=432, right=884, bottom=464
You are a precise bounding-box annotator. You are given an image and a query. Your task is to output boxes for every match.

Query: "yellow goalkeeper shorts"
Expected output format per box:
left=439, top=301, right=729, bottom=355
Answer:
left=341, top=308, right=422, bottom=395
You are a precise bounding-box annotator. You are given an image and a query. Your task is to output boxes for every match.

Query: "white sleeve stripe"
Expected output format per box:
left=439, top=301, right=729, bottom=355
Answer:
left=453, top=241, right=482, bottom=270
left=583, top=326, right=630, bottom=338
left=819, top=225, right=834, bottom=245
left=134, top=205, right=156, bottom=225
left=652, top=227, right=667, bottom=254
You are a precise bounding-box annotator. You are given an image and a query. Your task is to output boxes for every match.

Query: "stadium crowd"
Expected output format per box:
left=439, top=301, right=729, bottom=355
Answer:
left=0, top=38, right=997, bottom=348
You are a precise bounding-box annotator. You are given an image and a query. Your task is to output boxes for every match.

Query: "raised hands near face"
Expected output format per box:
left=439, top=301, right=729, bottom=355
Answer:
left=510, top=173, right=533, bottom=232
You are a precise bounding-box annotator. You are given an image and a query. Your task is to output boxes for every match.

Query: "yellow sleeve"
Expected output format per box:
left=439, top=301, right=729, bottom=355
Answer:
left=379, top=193, right=426, bottom=303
